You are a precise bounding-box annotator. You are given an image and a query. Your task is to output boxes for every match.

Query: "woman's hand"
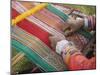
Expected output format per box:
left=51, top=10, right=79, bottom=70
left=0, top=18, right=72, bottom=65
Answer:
left=63, top=16, right=84, bottom=36
left=49, top=35, right=65, bottom=50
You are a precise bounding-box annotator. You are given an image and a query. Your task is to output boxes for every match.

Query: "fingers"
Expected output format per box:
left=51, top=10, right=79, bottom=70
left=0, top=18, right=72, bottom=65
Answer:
left=76, top=18, right=84, bottom=28
left=63, top=19, right=76, bottom=36
left=62, top=21, right=70, bottom=31
left=49, top=36, right=56, bottom=49
left=67, top=8, right=74, bottom=15
left=49, top=36, right=64, bottom=49
left=63, top=25, right=70, bottom=32
left=71, top=15, right=77, bottom=20
left=64, top=29, right=74, bottom=36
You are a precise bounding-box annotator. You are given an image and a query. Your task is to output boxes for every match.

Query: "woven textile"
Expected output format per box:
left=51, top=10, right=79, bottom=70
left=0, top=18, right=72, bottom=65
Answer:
left=11, top=1, right=96, bottom=74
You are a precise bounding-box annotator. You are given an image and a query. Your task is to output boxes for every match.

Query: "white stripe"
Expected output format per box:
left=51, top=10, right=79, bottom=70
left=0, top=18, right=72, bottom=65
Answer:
left=12, top=1, right=66, bottom=40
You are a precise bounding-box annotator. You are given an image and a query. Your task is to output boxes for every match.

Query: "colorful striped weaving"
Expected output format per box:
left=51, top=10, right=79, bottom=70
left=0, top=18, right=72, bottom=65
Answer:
left=12, top=26, right=67, bottom=71
left=12, top=9, right=52, bottom=48
left=11, top=1, right=96, bottom=74
left=12, top=40, right=57, bottom=72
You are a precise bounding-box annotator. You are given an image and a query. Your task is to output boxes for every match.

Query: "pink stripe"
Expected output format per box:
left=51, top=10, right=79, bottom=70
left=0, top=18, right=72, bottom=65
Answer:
left=40, top=9, right=64, bottom=23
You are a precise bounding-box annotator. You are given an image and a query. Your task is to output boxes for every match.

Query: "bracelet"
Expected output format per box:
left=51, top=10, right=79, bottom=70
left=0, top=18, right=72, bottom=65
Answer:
left=61, top=43, right=77, bottom=55
left=61, top=45, right=79, bottom=65
left=63, top=51, right=70, bottom=65
left=61, top=47, right=71, bottom=65
left=84, top=17, right=88, bottom=29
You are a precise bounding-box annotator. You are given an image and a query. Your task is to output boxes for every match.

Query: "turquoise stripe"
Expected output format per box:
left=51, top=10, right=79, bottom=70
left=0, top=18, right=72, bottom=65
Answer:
left=46, top=4, right=92, bottom=40
left=47, top=4, right=69, bottom=21
left=12, top=39, right=57, bottom=72
left=78, top=28, right=92, bottom=40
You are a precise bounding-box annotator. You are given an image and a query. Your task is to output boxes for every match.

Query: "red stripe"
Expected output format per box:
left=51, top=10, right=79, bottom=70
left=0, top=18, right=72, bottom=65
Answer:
left=12, top=8, right=53, bottom=49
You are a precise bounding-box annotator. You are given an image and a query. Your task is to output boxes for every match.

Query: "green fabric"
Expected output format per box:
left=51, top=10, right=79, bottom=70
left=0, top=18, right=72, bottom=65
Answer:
left=78, top=28, right=92, bottom=40
left=12, top=39, right=57, bottom=72
left=47, top=3, right=69, bottom=21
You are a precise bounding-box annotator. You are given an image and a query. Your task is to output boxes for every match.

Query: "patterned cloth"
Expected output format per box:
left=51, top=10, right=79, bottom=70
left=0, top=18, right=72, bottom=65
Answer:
left=11, top=1, right=96, bottom=74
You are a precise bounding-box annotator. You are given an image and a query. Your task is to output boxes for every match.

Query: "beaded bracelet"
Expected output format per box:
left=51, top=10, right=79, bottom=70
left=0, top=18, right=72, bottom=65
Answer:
left=61, top=45, right=80, bottom=65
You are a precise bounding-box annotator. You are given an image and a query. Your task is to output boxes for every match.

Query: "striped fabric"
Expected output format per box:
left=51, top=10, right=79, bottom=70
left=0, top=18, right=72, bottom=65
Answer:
left=11, top=1, right=95, bottom=73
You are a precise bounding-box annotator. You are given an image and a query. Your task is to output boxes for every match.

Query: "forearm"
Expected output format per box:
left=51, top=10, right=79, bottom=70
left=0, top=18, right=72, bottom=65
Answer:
left=56, top=40, right=96, bottom=70
left=62, top=47, right=96, bottom=70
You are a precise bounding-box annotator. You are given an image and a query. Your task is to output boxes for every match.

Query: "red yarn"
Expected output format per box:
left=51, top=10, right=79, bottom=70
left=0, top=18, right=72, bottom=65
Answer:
left=12, top=9, right=52, bottom=49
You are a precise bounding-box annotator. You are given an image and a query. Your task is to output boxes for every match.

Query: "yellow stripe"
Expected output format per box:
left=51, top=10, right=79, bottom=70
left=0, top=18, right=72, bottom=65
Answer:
left=12, top=3, right=48, bottom=26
